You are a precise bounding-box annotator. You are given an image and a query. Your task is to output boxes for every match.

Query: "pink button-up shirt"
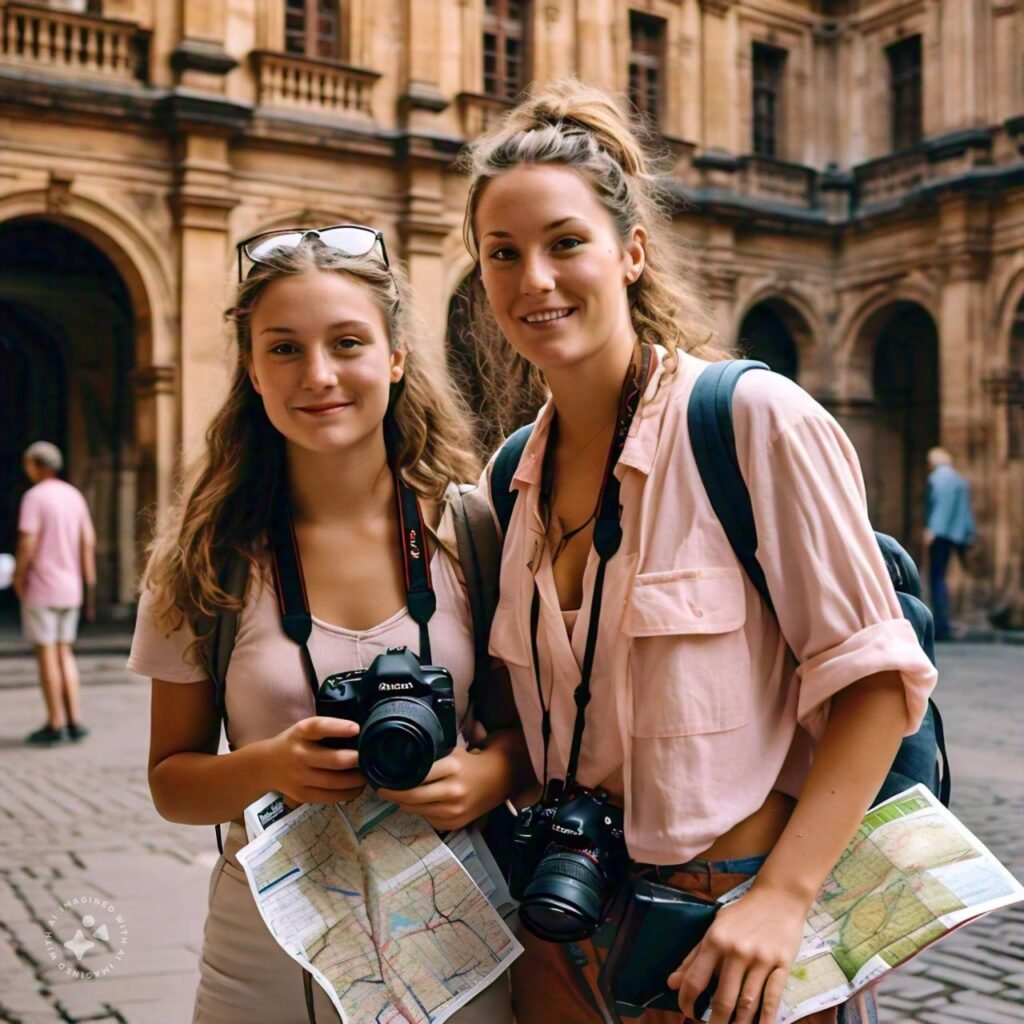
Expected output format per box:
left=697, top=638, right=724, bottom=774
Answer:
left=487, top=348, right=937, bottom=865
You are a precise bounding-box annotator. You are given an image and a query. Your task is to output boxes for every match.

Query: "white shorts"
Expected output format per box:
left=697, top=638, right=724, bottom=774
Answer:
left=22, top=604, right=80, bottom=646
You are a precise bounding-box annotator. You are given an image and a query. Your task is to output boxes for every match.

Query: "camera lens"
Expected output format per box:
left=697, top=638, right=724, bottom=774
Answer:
left=519, top=851, right=608, bottom=942
left=359, top=698, right=445, bottom=790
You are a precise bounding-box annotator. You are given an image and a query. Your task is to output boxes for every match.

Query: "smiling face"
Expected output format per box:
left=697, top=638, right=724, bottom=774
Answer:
left=247, top=270, right=404, bottom=458
left=474, top=163, right=645, bottom=375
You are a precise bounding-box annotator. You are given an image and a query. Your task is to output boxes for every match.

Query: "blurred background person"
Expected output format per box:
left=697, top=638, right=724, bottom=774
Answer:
left=13, top=440, right=96, bottom=744
left=924, top=447, right=976, bottom=642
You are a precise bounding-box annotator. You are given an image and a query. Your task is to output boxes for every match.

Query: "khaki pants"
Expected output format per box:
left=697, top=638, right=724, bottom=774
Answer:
left=193, top=822, right=513, bottom=1024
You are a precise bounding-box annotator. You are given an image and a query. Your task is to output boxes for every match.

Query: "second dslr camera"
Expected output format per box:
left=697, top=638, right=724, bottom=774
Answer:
left=509, top=782, right=628, bottom=942
left=315, top=646, right=456, bottom=791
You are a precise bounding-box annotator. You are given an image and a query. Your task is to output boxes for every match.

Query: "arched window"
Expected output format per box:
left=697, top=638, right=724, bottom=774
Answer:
left=285, top=0, right=341, bottom=61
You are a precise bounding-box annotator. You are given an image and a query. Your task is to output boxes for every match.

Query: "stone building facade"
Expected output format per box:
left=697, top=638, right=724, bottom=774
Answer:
left=0, top=0, right=1021, bottom=620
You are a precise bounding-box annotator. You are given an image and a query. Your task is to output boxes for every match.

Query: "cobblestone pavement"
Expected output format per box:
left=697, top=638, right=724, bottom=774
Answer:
left=0, top=641, right=1021, bottom=1023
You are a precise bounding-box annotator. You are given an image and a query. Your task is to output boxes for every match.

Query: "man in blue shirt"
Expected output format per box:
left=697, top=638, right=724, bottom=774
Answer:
left=924, top=447, right=976, bottom=641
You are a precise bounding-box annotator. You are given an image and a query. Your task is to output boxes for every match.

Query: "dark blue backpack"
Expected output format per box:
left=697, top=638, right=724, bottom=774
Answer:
left=489, top=360, right=950, bottom=808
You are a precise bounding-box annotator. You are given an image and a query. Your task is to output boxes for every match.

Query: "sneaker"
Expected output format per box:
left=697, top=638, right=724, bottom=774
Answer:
left=66, top=722, right=89, bottom=742
left=26, top=724, right=65, bottom=746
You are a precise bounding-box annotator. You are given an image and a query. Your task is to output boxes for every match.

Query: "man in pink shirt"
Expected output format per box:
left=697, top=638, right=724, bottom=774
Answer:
left=13, top=441, right=96, bottom=745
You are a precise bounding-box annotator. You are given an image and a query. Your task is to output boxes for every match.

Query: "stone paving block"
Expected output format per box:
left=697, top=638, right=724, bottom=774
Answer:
left=917, top=965, right=1005, bottom=994
left=880, top=974, right=948, bottom=999
left=50, top=971, right=199, bottom=1017
left=921, top=946, right=1006, bottom=978
left=921, top=1002, right=1024, bottom=1024
left=0, top=983, right=60, bottom=1017
left=951, top=987, right=1024, bottom=1015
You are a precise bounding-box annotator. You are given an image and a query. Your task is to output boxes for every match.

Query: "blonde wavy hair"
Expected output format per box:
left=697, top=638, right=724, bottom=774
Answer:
left=459, top=79, right=728, bottom=441
left=145, top=241, right=479, bottom=666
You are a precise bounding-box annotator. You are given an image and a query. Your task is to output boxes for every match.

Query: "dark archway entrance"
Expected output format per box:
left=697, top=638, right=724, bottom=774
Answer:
left=0, top=217, right=136, bottom=614
left=868, top=302, right=940, bottom=548
left=737, top=300, right=807, bottom=381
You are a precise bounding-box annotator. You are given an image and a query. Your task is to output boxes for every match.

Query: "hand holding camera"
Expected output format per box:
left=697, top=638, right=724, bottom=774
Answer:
left=259, top=716, right=368, bottom=807
left=315, top=646, right=457, bottom=792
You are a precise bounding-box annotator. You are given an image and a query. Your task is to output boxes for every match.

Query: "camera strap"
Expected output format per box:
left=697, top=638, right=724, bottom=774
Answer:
left=533, top=344, right=652, bottom=800
left=269, top=471, right=437, bottom=697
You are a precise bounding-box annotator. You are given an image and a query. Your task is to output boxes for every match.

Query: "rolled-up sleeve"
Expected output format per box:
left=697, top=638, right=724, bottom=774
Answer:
left=734, top=374, right=937, bottom=741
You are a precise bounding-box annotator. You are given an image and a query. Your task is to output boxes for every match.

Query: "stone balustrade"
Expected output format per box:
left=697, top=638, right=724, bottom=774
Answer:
left=0, top=1, right=148, bottom=82
left=252, top=50, right=380, bottom=119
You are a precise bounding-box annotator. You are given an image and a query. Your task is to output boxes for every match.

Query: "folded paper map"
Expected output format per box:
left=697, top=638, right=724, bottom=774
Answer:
left=236, top=792, right=522, bottom=1024
left=717, top=785, right=1024, bottom=1022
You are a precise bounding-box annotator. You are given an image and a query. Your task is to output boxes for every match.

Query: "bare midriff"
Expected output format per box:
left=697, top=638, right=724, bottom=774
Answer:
left=595, top=767, right=796, bottom=864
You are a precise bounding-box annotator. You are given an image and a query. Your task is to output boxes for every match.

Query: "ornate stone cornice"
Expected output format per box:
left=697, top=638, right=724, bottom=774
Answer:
left=699, top=0, right=735, bottom=16
left=170, top=40, right=239, bottom=77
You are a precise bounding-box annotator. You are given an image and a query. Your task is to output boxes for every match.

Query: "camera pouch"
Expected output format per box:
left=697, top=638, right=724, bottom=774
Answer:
left=599, top=878, right=718, bottom=1018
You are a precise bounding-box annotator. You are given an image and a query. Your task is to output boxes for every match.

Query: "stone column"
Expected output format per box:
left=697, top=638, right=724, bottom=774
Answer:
left=133, top=363, right=176, bottom=543
left=575, top=0, right=617, bottom=91
left=699, top=0, right=739, bottom=154
left=401, top=0, right=449, bottom=133
left=171, top=0, right=238, bottom=95
left=172, top=131, right=240, bottom=464
left=936, top=195, right=994, bottom=601
left=398, top=160, right=451, bottom=367
left=983, top=368, right=1024, bottom=626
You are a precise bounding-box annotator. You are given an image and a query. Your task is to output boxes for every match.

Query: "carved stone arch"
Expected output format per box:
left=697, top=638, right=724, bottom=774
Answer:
left=838, top=294, right=940, bottom=548
left=443, top=250, right=476, bottom=312
left=0, top=188, right=173, bottom=367
left=735, top=284, right=824, bottom=348
left=836, top=286, right=940, bottom=402
left=733, top=287, right=822, bottom=387
left=0, top=193, right=175, bottom=606
left=994, top=264, right=1024, bottom=361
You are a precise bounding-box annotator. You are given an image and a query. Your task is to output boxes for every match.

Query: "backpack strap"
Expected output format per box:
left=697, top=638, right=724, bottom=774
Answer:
left=210, top=553, right=250, bottom=726
left=687, top=360, right=773, bottom=609
left=451, top=484, right=501, bottom=701
left=205, top=552, right=249, bottom=856
left=490, top=423, right=535, bottom=538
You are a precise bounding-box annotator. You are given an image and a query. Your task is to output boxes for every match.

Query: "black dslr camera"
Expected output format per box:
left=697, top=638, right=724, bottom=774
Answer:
left=508, top=781, right=629, bottom=942
left=315, top=646, right=456, bottom=791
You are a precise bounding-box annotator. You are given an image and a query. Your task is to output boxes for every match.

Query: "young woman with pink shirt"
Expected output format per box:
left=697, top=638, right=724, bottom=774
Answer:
left=461, top=81, right=938, bottom=1024
left=129, top=235, right=529, bottom=1023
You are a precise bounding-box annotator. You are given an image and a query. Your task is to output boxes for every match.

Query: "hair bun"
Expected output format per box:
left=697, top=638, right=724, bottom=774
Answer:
left=511, top=79, right=647, bottom=177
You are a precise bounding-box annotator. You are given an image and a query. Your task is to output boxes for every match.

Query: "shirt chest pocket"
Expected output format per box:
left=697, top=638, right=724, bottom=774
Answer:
left=624, top=568, right=751, bottom=738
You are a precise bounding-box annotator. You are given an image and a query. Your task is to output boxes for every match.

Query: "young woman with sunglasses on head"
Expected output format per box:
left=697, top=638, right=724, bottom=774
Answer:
left=460, top=82, right=938, bottom=1024
left=129, top=229, right=530, bottom=1023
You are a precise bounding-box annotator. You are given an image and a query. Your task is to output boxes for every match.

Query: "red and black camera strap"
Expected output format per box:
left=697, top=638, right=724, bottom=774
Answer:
left=269, top=471, right=437, bottom=698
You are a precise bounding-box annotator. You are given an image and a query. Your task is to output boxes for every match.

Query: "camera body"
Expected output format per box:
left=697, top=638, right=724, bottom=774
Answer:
left=509, top=782, right=629, bottom=942
left=315, top=646, right=457, bottom=791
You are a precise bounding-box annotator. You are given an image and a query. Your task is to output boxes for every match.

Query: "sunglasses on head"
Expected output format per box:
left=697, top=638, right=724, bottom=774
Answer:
left=236, top=223, right=389, bottom=282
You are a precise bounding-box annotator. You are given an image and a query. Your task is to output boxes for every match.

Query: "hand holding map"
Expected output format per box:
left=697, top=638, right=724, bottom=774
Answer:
left=236, top=792, right=521, bottom=1024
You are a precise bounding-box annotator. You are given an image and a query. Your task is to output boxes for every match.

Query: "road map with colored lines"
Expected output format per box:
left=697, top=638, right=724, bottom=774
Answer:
left=235, top=793, right=522, bottom=1024
left=735, top=786, right=1024, bottom=1023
